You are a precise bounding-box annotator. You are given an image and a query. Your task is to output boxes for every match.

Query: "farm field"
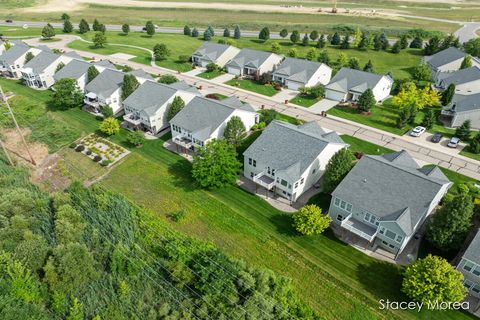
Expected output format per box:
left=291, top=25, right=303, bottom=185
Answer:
left=0, top=77, right=476, bottom=320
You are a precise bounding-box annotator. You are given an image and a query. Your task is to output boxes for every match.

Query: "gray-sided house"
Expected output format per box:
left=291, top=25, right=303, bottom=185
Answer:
left=225, top=48, right=283, bottom=77
left=325, top=67, right=392, bottom=103
left=272, top=57, right=332, bottom=90
left=0, top=43, right=40, bottom=78
left=243, top=121, right=347, bottom=203
left=21, top=50, right=73, bottom=89
left=122, top=80, right=198, bottom=134
left=329, top=150, right=452, bottom=258
left=170, top=96, right=258, bottom=152
left=191, top=42, right=240, bottom=68
left=457, top=229, right=480, bottom=309
left=53, top=59, right=92, bottom=91
left=84, top=68, right=150, bottom=115
left=423, top=47, right=480, bottom=75
left=441, top=93, right=480, bottom=129
left=434, top=66, right=480, bottom=95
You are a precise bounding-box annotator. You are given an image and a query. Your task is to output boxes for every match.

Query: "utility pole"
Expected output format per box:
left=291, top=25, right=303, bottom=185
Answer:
left=0, top=137, right=14, bottom=165
left=0, top=86, right=36, bottom=165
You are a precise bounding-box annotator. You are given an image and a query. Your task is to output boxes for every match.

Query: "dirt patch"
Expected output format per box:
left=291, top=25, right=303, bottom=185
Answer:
left=1, top=127, right=48, bottom=166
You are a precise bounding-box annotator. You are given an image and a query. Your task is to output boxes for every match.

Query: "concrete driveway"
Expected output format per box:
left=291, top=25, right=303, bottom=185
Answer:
left=271, top=88, right=298, bottom=104
left=309, top=99, right=338, bottom=114
left=183, top=67, right=205, bottom=76
left=209, top=73, right=235, bottom=84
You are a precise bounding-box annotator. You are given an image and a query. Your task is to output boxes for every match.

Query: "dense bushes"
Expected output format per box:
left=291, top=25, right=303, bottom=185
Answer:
left=0, top=158, right=317, bottom=319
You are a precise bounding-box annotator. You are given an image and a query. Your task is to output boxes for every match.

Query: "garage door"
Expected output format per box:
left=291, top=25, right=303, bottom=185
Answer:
left=287, top=80, right=303, bottom=91
left=227, top=67, right=241, bottom=76
left=325, top=89, right=345, bottom=101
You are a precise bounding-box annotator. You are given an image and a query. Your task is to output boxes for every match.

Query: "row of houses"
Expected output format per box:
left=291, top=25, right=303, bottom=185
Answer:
left=191, top=42, right=393, bottom=102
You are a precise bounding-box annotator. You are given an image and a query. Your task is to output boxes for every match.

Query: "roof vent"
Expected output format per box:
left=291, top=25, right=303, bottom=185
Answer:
left=363, top=178, right=367, bottom=183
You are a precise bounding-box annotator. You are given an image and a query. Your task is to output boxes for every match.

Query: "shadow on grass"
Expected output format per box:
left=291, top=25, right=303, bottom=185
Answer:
left=167, top=159, right=197, bottom=192
left=268, top=213, right=298, bottom=236
left=356, top=260, right=404, bottom=301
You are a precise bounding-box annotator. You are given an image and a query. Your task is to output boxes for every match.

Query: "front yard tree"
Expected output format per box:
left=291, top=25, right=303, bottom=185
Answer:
left=183, top=25, right=191, bottom=36
left=322, top=148, right=356, bottom=194
left=317, top=34, right=326, bottom=48
left=309, top=30, right=319, bottom=41
left=145, top=21, right=155, bottom=36
left=331, top=32, right=341, bottom=45
left=63, top=19, right=73, bottom=33
left=424, top=36, right=441, bottom=55
left=427, top=193, right=474, bottom=251
left=279, top=28, right=288, bottom=38
left=292, top=204, right=331, bottom=236
left=409, top=36, right=423, bottom=49
left=126, top=130, right=146, bottom=147
left=357, top=89, right=375, bottom=112
left=99, top=117, right=120, bottom=136
left=87, top=65, right=99, bottom=83
left=400, top=34, right=409, bottom=49
left=412, top=64, right=432, bottom=82
left=192, top=139, right=241, bottom=189
left=290, top=30, right=300, bottom=44
left=42, top=24, right=55, bottom=40
left=158, top=74, right=178, bottom=84
left=121, top=74, right=140, bottom=100
left=122, top=23, right=130, bottom=35
left=420, top=108, right=436, bottom=130
left=306, top=48, right=316, bottom=61
left=51, top=78, right=84, bottom=110
left=317, top=50, right=330, bottom=64
left=153, top=43, right=170, bottom=60
left=270, top=42, right=281, bottom=54
left=24, top=52, right=34, bottom=64
left=302, top=34, right=309, bottom=46
left=234, top=25, right=241, bottom=39
left=92, top=32, right=107, bottom=48
left=441, top=83, right=456, bottom=106
left=455, top=120, right=472, bottom=141
left=223, top=116, right=246, bottom=147
left=347, top=57, right=360, bottom=70
left=166, top=96, right=185, bottom=121
left=402, top=254, right=467, bottom=304
left=339, top=35, right=350, bottom=49
left=78, top=19, right=90, bottom=34
left=393, top=82, right=440, bottom=111
left=363, top=59, right=374, bottom=72
left=223, top=28, right=230, bottom=38
left=469, top=133, right=480, bottom=154
left=259, top=27, right=270, bottom=41
left=92, top=19, right=101, bottom=31
left=191, top=28, right=199, bottom=38
left=461, top=55, right=472, bottom=69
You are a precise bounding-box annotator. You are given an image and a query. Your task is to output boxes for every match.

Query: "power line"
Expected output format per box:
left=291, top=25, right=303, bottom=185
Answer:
left=0, top=137, right=13, bottom=165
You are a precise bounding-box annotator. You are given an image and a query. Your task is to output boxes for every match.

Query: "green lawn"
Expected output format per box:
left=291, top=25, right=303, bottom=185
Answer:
left=341, top=134, right=393, bottom=155
left=460, top=149, right=480, bottom=162
left=226, top=79, right=278, bottom=96
left=1, top=77, right=476, bottom=320
left=197, top=69, right=225, bottom=79
left=290, top=94, right=321, bottom=107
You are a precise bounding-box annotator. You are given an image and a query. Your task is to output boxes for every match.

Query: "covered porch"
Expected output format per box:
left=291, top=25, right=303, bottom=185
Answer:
left=340, top=215, right=378, bottom=243
left=172, top=136, right=194, bottom=154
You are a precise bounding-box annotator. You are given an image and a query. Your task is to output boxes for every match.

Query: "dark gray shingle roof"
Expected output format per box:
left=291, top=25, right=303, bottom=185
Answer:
left=167, top=80, right=201, bottom=95
left=128, top=69, right=153, bottom=80
left=122, top=80, right=177, bottom=116
left=23, top=50, right=60, bottom=73
left=85, top=68, right=124, bottom=97
left=437, top=66, right=480, bottom=87
left=463, top=229, right=480, bottom=264
left=54, top=59, right=91, bottom=81
left=273, top=57, right=329, bottom=83
left=171, top=96, right=256, bottom=141
left=0, top=43, right=30, bottom=64
left=193, top=42, right=232, bottom=62
left=446, top=93, right=480, bottom=114
left=243, top=121, right=346, bottom=182
left=332, top=151, right=451, bottom=235
left=227, top=48, right=280, bottom=69
left=326, top=67, right=388, bottom=94
left=424, top=47, right=466, bottom=69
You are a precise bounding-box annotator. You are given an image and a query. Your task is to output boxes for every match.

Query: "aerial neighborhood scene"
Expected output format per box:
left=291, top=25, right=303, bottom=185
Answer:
left=3, top=0, right=480, bottom=319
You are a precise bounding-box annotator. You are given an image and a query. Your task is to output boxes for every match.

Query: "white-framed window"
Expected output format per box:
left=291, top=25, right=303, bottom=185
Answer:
left=300, top=178, right=304, bottom=184
left=337, top=214, right=344, bottom=221
left=253, top=160, right=256, bottom=167
left=334, top=198, right=340, bottom=206
left=340, top=200, right=346, bottom=209
left=248, top=158, right=252, bottom=165
left=385, top=230, right=396, bottom=240
left=346, top=204, right=352, bottom=212
left=379, top=227, right=385, bottom=235
left=395, top=235, right=403, bottom=243
left=464, top=261, right=475, bottom=272
left=464, top=279, right=474, bottom=289
left=473, top=285, right=480, bottom=294
left=473, top=265, right=480, bottom=277
left=294, top=182, right=298, bottom=188
left=364, top=212, right=371, bottom=222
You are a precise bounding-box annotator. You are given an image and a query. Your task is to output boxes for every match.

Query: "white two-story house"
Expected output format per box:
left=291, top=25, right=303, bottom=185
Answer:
left=457, top=229, right=480, bottom=313
left=53, top=58, right=93, bottom=91
left=329, top=150, right=452, bottom=258
left=122, top=80, right=198, bottom=134
left=0, top=43, right=40, bottom=78
left=191, top=42, right=240, bottom=68
left=225, top=48, right=283, bottom=77
left=325, top=67, right=393, bottom=103
left=170, top=96, right=258, bottom=152
left=243, top=121, right=347, bottom=203
left=272, top=57, right=332, bottom=90
left=21, top=51, right=73, bottom=89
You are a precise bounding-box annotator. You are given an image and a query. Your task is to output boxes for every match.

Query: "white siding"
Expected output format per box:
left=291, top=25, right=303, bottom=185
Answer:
left=371, top=76, right=392, bottom=102
left=305, top=64, right=332, bottom=87
left=257, top=54, right=283, bottom=76
left=216, top=46, right=241, bottom=67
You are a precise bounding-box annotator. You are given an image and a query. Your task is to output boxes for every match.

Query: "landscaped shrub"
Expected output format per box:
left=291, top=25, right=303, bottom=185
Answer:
left=69, top=143, right=77, bottom=148
left=100, top=159, right=111, bottom=166
left=75, top=145, right=85, bottom=152
left=205, top=93, right=220, bottom=100
left=178, top=55, right=190, bottom=63
left=251, top=122, right=266, bottom=130
left=93, top=155, right=102, bottom=162
left=86, top=150, right=92, bottom=155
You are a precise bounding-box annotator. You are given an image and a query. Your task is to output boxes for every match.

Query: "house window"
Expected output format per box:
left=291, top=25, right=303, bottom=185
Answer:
left=281, top=179, right=288, bottom=187
left=464, top=280, right=474, bottom=289
left=334, top=198, right=340, bottom=206
left=294, top=182, right=298, bottom=188
left=379, top=227, right=385, bottom=235
left=250, top=172, right=254, bottom=178
left=272, top=169, right=275, bottom=176
left=473, top=286, right=480, bottom=294
left=388, top=244, right=395, bottom=249
left=267, top=167, right=271, bottom=174
left=395, top=235, right=403, bottom=243
left=464, top=261, right=474, bottom=272
left=312, top=169, right=316, bottom=174
left=253, top=160, right=256, bottom=167
left=337, top=214, right=344, bottom=221
left=248, top=158, right=252, bottom=165
left=346, top=204, right=352, bottom=212
left=385, top=230, right=396, bottom=240
left=340, top=200, right=346, bottom=209
left=300, top=178, right=304, bottom=184
left=473, top=266, right=480, bottom=277
left=364, top=213, right=371, bottom=221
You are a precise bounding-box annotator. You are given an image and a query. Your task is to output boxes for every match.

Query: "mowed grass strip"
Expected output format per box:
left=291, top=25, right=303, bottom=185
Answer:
left=225, top=79, right=278, bottom=96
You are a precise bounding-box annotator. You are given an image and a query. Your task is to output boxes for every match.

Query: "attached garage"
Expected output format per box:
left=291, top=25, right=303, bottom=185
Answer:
left=227, top=66, right=242, bottom=76
left=325, top=89, right=346, bottom=102
left=286, top=80, right=304, bottom=91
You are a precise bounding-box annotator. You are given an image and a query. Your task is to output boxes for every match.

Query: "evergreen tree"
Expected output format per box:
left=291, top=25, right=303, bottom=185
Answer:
left=203, top=29, right=212, bottom=41
left=145, top=21, right=155, bottom=36
left=468, top=133, right=480, bottom=154
left=352, top=27, right=362, bottom=47
left=323, top=148, right=356, bottom=193
left=92, top=19, right=101, bottom=31
left=259, top=27, right=270, bottom=41
left=207, top=26, right=215, bottom=37
left=270, top=42, right=281, bottom=54
left=380, top=33, right=389, bottom=50
left=424, top=36, right=441, bottom=55
left=121, top=74, right=140, bottom=100
left=420, top=109, right=435, bottom=129
left=373, top=34, right=382, bottom=51
left=279, top=29, right=288, bottom=38
left=223, top=28, right=230, bottom=38
left=309, top=30, right=319, bottom=41
left=460, top=55, right=472, bottom=69
left=61, top=13, right=70, bottom=21
left=339, top=35, right=350, bottom=49
left=391, top=41, right=401, bottom=53
left=234, top=25, right=241, bottom=39
left=78, top=19, right=90, bottom=34
left=183, top=25, right=191, bottom=36
left=316, top=34, right=326, bottom=48
left=191, top=28, right=199, bottom=38
left=357, top=34, right=367, bottom=50
left=24, top=52, right=34, bottom=64
left=317, top=50, right=330, bottom=64
left=55, top=62, right=65, bottom=73
left=290, top=30, right=300, bottom=44
left=306, top=48, right=316, bottom=61
left=400, top=34, right=409, bottom=49
left=41, top=24, right=55, bottom=39
left=63, top=19, right=73, bottom=33
left=336, top=52, right=348, bottom=66
left=347, top=57, right=360, bottom=70
left=167, top=96, right=185, bottom=121
left=331, top=32, right=341, bottom=45
left=357, top=89, right=375, bottom=112
left=363, top=59, right=374, bottom=72
left=396, top=106, right=411, bottom=128
left=302, top=34, right=309, bottom=46
left=122, top=23, right=130, bottom=35
left=441, top=84, right=456, bottom=106
left=409, top=36, right=423, bottom=49
left=87, top=65, right=99, bottom=83
left=455, top=120, right=471, bottom=141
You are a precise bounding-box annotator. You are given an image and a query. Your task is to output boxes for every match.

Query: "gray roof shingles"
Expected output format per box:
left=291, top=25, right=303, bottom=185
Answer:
left=243, top=121, right=346, bottom=182
left=23, top=50, right=60, bottom=73
left=122, top=80, right=178, bottom=116
left=171, top=96, right=256, bottom=141
left=85, top=68, right=125, bottom=97
left=332, top=151, right=451, bottom=235
left=446, top=93, right=480, bottom=114
left=274, top=57, right=328, bottom=83
left=437, top=66, right=480, bottom=87
left=193, top=42, right=232, bottom=62
left=227, top=48, right=279, bottom=69
left=463, top=229, right=480, bottom=264
left=424, top=47, right=466, bottom=69
left=0, top=43, right=30, bottom=65
left=54, top=59, right=91, bottom=81
left=325, top=67, right=387, bottom=94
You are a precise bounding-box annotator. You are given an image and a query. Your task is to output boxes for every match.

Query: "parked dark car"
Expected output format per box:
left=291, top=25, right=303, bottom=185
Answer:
left=5, top=20, right=13, bottom=23
left=431, top=133, right=443, bottom=143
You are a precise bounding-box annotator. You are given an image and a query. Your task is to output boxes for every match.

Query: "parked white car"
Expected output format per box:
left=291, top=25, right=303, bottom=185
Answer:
left=447, top=137, right=460, bottom=148
left=410, top=126, right=426, bottom=137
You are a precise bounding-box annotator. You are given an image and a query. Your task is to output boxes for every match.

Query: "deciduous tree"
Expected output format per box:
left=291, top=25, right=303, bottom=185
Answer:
left=464, top=38, right=480, bottom=57
left=317, top=34, right=326, bottom=48
left=126, top=130, right=146, bottom=147
left=259, top=27, right=270, bottom=41
left=317, top=50, right=330, bottom=64
left=145, top=21, right=155, bottom=36
left=270, top=42, right=281, bottom=54
left=51, top=78, right=84, bottom=110
left=92, top=32, right=107, bottom=48
left=290, top=30, right=300, bottom=44
left=223, top=116, right=246, bottom=147
left=99, top=117, right=120, bottom=136
left=153, top=43, right=170, bottom=60
left=158, top=74, right=178, bottom=84
left=306, top=48, right=316, bottom=61
left=292, top=204, right=331, bottom=235
left=87, top=65, right=99, bottom=83
left=409, top=36, right=423, bottom=49
left=279, top=29, right=288, bottom=39
left=122, top=24, right=130, bottom=35
left=322, top=148, right=356, bottom=193
left=412, top=64, right=432, bottom=82
left=41, top=24, right=55, bottom=40
left=461, top=55, right=472, bottom=69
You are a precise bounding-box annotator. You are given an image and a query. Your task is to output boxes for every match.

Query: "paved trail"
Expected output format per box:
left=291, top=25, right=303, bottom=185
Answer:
left=21, top=35, right=480, bottom=180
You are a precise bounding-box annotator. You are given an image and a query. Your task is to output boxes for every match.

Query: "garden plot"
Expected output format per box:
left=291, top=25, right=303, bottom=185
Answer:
left=70, top=134, right=129, bottom=167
